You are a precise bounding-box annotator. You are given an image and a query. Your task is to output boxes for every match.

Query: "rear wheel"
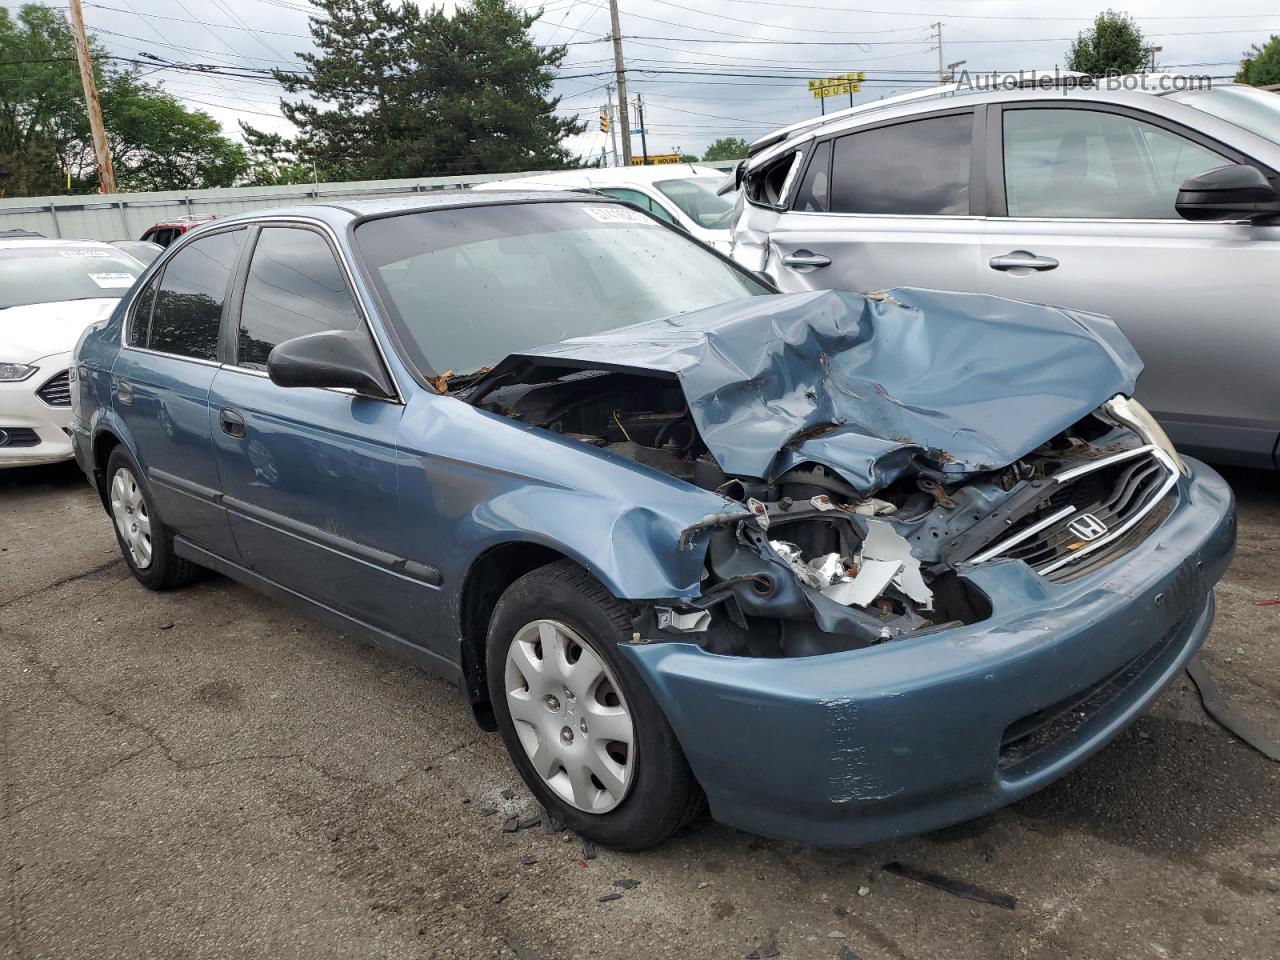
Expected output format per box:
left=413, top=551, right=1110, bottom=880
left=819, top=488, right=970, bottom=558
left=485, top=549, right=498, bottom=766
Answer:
left=106, top=447, right=200, bottom=590
left=486, top=560, right=703, bottom=850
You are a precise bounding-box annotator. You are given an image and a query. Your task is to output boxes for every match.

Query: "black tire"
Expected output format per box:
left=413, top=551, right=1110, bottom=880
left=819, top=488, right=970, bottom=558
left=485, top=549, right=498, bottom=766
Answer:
left=485, top=560, right=704, bottom=850
left=105, top=447, right=201, bottom=591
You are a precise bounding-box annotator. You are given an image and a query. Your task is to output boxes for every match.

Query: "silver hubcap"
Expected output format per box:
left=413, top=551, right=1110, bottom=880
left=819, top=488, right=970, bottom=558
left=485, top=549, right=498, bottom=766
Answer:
left=504, top=619, right=636, bottom=813
left=110, top=467, right=153, bottom=570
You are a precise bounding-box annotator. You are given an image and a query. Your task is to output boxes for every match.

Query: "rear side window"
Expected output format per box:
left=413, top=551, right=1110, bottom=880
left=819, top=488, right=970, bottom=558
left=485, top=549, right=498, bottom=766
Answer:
left=147, top=229, right=244, bottom=361
left=829, top=114, right=972, bottom=215
left=236, top=227, right=361, bottom=370
left=127, top=279, right=158, bottom=348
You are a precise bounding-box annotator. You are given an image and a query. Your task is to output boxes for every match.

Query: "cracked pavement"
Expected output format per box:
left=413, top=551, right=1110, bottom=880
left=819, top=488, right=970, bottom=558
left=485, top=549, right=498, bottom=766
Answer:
left=2, top=461, right=1278, bottom=960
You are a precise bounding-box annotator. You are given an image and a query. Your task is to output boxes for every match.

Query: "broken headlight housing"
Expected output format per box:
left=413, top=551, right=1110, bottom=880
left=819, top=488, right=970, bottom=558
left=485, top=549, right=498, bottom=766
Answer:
left=1103, top=395, right=1189, bottom=477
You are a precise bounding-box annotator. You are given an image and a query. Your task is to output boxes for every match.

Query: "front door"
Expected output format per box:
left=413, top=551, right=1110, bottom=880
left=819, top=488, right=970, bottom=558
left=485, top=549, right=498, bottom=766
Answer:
left=112, top=227, right=246, bottom=557
left=977, top=103, right=1280, bottom=468
left=763, top=110, right=987, bottom=296
left=207, top=224, right=420, bottom=638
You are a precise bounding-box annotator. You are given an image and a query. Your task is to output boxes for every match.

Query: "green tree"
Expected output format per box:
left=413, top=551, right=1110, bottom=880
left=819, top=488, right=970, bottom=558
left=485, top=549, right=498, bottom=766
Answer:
left=702, top=137, right=749, bottom=162
left=251, top=0, right=583, bottom=181
left=1237, top=35, right=1280, bottom=87
left=679, top=153, right=699, bottom=163
left=1066, top=9, right=1148, bottom=77
left=0, top=3, right=247, bottom=196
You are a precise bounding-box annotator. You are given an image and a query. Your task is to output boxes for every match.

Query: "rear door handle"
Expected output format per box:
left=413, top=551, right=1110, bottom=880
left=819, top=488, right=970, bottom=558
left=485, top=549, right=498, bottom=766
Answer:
left=990, top=252, right=1059, bottom=272
left=219, top=408, right=245, bottom=439
left=781, top=251, right=832, bottom=269
left=116, top=379, right=133, bottom=405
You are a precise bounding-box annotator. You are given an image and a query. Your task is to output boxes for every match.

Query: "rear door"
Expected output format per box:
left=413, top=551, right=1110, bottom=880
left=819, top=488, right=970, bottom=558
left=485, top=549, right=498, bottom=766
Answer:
left=208, top=223, right=417, bottom=638
left=112, top=227, right=246, bottom=557
left=977, top=102, right=1280, bottom=468
left=763, top=109, right=987, bottom=295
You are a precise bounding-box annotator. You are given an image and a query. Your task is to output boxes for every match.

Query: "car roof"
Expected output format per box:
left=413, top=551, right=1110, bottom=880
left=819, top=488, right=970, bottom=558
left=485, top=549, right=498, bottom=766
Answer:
left=198, top=189, right=618, bottom=230
left=0, top=237, right=120, bottom=251
left=473, top=164, right=724, bottom=191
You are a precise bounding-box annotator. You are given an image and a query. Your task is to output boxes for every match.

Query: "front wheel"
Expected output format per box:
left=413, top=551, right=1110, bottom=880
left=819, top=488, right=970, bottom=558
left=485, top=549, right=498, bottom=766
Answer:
left=485, top=560, right=703, bottom=850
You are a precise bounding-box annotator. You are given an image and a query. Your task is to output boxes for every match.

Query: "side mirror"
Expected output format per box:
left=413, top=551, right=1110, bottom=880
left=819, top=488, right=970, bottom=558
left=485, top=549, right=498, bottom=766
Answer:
left=267, top=329, right=395, bottom=399
left=1175, top=163, right=1280, bottom=223
left=716, top=160, right=744, bottom=197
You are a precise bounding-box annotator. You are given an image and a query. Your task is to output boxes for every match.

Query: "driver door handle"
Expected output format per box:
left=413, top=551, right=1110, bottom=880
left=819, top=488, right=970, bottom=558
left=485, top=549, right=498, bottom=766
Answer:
left=782, top=251, right=831, bottom=268
left=990, top=252, right=1059, bottom=272
left=219, top=408, right=245, bottom=439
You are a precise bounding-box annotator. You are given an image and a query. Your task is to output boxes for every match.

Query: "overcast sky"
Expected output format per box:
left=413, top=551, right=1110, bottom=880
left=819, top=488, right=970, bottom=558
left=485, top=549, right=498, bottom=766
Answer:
left=60, top=0, right=1280, bottom=163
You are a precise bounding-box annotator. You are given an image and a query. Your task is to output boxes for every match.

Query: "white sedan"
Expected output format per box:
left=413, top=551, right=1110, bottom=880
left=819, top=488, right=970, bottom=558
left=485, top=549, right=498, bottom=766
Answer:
left=1, top=237, right=144, bottom=467
left=472, top=164, right=737, bottom=250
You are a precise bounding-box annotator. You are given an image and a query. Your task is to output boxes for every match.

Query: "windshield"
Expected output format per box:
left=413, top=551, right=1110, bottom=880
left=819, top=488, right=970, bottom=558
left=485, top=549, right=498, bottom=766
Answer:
left=1169, top=85, right=1280, bottom=147
left=654, top=177, right=736, bottom=230
left=356, top=201, right=769, bottom=378
left=0, top=246, right=142, bottom=310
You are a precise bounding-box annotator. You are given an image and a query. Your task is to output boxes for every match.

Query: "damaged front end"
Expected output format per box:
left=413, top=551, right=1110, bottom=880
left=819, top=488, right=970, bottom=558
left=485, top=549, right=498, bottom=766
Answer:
left=464, top=288, right=1168, bottom=658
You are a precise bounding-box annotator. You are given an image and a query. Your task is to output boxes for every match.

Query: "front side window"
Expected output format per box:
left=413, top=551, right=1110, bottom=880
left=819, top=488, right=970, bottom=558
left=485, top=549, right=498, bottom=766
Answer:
left=793, top=140, right=833, bottom=212
left=829, top=114, right=971, bottom=215
left=147, top=229, right=244, bottom=361
left=355, top=201, right=770, bottom=377
left=236, top=228, right=361, bottom=370
left=1003, top=108, right=1228, bottom=219
left=744, top=152, right=797, bottom=207
left=600, top=187, right=677, bottom=225
left=0, top=245, right=142, bottom=310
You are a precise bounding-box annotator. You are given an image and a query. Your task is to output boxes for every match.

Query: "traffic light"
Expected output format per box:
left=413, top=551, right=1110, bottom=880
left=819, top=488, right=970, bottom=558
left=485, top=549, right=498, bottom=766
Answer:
left=599, top=110, right=609, bottom=133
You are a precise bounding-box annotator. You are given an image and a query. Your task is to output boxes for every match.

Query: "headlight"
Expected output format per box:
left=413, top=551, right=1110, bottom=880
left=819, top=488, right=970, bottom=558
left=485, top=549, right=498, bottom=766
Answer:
left=0, top=362, right=37, bottom=382
left=1104, top=394, right=1189, bottom=476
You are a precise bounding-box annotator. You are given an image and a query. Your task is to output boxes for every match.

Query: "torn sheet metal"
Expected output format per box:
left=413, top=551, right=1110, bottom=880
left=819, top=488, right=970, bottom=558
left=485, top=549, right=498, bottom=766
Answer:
left=470, top=288, right=1141, bottom=490
left=861, top=520, right=933, bottom=610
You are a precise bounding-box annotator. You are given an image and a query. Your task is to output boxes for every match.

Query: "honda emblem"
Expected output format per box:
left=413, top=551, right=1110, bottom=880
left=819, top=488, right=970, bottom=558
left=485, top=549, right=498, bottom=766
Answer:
left=1067, top=513, right=1108, bottom=541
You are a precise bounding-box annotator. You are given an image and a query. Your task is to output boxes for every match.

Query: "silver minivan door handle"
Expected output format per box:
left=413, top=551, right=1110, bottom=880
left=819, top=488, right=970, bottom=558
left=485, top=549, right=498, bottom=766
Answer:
left=781, top=251, right=832, bottom=269
left=990, top=252, right=1059, bottom=272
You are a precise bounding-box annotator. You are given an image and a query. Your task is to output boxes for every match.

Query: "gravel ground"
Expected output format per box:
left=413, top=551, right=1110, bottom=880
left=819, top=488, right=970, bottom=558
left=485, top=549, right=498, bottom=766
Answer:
left=2, top=460, right=1278, bottom=960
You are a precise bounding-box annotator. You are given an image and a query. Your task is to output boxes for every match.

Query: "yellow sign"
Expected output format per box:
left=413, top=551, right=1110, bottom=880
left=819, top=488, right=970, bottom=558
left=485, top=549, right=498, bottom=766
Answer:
left=631, top=153, right=682, bottom=165
left=808, top=71, right=864, bottom=99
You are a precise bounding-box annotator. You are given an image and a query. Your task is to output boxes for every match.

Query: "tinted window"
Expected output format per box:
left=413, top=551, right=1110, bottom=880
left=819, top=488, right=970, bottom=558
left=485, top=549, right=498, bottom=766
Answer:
left=236, top=228, right=360, bottom=370
left=148, top=230, right=244, bottom=361
left=601, top=187, right=677, bottom=224
left=793, top=140, right=833, bottom=212
left=127, top=278, right=158, bottom=347
left=1003, top=109, right=1227, bottom=219
left=829, top=114, right=971, bottom=215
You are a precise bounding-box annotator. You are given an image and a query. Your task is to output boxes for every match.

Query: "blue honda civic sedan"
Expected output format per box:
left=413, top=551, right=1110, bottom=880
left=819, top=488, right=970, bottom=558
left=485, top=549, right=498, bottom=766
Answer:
left=71, top=192, right=1235, bottom=849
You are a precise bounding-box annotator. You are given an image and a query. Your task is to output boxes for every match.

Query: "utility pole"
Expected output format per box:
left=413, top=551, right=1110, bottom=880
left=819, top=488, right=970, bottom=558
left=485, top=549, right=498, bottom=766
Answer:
left=933, top=22, right=945, bottom=84
left=67, top=0, right=116, bottom=194
left=635, top=94, right=648, bottom=165
left=607, top=0, right=632, bottom=165
left=605, top=83, right=620, bottom=167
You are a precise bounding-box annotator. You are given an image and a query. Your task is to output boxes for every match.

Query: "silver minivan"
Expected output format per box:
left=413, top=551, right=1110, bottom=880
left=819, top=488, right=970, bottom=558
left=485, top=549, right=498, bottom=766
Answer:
left=730, top=79, right=1280, bottom=469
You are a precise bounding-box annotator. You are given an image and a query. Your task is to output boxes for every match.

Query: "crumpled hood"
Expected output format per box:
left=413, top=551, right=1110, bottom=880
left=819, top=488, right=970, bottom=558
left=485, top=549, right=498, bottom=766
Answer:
left=0, top=298, right=119, bottom=363
left=478, top=288, right=1143, bottom=490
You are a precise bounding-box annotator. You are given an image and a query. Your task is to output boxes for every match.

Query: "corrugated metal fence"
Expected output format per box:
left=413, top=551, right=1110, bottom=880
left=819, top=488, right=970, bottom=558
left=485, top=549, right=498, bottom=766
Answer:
left=0, top=163, right=737, bottom=242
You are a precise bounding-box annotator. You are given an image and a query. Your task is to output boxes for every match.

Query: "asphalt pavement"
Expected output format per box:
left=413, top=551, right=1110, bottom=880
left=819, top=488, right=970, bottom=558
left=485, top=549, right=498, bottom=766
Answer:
left=2, top=460, right=1278, bottom=960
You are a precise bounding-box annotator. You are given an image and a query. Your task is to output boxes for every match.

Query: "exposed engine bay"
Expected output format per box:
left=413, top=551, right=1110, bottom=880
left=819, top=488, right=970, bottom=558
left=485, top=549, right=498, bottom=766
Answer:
left=468, top=366, right=1165, bottom=658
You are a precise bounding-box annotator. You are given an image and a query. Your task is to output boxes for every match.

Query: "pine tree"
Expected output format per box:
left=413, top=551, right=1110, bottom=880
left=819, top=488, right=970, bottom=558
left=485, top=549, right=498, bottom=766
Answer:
left=249, top=0, right=583, bottom=181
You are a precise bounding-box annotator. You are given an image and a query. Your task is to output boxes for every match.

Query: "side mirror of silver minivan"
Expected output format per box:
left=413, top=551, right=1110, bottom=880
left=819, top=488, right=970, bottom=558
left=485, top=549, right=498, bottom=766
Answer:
left=1175, top=163, right=1280, bottom=224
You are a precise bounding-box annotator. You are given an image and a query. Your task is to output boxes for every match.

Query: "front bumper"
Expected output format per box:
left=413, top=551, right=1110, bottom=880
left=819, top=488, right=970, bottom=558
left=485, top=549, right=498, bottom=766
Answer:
left=623, top=457, right=1236, bottom=846
left=0, top=352, right=74, bottom=468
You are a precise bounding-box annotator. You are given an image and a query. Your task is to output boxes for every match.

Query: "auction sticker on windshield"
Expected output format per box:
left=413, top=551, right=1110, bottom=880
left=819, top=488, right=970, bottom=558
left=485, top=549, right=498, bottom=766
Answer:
left=582, top=206, right=655, bottom=224
left=89, top=273, right=137, bottom=288
left=58, top=249, right=112, bottom=258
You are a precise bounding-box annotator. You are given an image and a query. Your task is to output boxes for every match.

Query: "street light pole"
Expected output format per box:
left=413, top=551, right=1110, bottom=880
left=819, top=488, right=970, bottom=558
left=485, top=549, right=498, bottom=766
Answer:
left=608, top=0, right=632, bottom=165
left=67, top=0, right=116, bottom=193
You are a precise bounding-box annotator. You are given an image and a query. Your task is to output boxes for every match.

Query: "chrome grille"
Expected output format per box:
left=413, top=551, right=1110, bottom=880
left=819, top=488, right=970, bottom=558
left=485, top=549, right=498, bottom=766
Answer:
left=970, top=445, right=1177, bottom=580
left=36, top=369, right=71, bottom=407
